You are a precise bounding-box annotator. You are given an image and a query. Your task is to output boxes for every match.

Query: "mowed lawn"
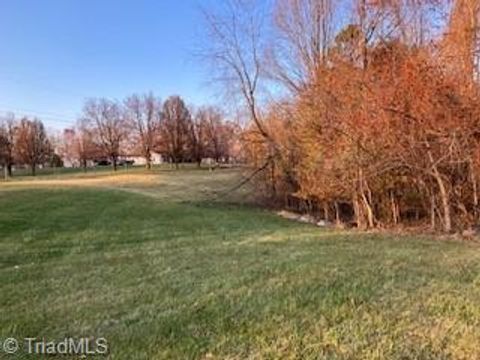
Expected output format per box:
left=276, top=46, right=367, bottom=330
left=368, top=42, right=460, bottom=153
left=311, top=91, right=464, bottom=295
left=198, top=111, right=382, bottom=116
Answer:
left=1, top=168, right=480, bottom=359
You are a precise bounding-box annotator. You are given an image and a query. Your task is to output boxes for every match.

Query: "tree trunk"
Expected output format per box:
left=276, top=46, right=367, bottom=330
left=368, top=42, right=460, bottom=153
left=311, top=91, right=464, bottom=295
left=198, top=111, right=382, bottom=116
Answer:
left=334, top=201, right=340, bottom=226
left=361, top=191, right=374, bottom=228
left=353, top=192, right=363, bottom=229
left=358, top=169, right=374, bottom=228
left=145, top=151, right=152, bottom=170
left=433, top=170, right=451, bottom=232
left=323, top=202, right=330, bottom=221
left=112, top=157, right=118, bottom=171
left=271, top=161, right=276, bottom=198
left=359, top=0, right=369, bottom=70
left=390, top=191, right=399, bottom=225
left=427, top=146, right=451, bottom=232
left=7, top=163, right=12, bottom=177
left=430, top=194, right=436, bottom=230
left=470, top=160, right=478, bottom=219
left=31, top=163, right=36, bottom=176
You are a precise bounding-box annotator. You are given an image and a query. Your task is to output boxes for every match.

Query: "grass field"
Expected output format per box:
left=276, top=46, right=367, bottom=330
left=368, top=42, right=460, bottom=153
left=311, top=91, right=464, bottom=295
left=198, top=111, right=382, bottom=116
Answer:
left=1, top=167, right=480, bottom=359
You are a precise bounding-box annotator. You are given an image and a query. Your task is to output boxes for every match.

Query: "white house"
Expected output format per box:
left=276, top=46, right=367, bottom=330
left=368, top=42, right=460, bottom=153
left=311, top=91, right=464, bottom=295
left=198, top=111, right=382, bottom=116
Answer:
left=121, top=152, right=163, bottom=166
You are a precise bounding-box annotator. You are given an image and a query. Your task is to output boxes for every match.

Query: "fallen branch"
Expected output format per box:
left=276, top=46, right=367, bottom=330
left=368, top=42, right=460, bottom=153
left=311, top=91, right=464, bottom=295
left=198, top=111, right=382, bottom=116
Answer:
left=215, top=157, right=272, bottom=198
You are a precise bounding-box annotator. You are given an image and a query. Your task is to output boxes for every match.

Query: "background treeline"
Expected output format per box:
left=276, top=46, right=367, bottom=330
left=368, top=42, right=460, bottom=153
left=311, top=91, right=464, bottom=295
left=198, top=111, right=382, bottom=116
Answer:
left=207, top=0, right=480, bottom=232
left=0, top=94, right=240, bottom=174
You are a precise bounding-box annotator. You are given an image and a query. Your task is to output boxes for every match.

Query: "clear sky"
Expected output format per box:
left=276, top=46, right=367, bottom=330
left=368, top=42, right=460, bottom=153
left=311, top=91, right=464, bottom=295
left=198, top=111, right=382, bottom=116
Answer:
left=0, top=0, right=218, bottom=129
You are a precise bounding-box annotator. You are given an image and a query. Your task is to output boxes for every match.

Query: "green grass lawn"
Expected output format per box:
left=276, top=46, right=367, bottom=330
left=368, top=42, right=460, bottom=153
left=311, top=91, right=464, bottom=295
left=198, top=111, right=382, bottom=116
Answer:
left=1, top=163, right=191, bottom=181
left=1, top=168, right=480, bottom=359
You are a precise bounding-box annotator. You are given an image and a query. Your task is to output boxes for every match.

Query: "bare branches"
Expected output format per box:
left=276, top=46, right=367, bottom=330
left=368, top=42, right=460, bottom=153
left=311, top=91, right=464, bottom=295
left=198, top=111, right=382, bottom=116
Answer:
left=124, top=93, right=161, bottom=169
left=14, top=118, right=52, bottom=176
left=270, top=0, right=335, bottom=92
left=202, top=0, right=270, bottom=140
left=158, top=95, right=192, bottom=169
left=0, top=115, right=16, bottom=177
left=82, top=98, right=127, bottom=171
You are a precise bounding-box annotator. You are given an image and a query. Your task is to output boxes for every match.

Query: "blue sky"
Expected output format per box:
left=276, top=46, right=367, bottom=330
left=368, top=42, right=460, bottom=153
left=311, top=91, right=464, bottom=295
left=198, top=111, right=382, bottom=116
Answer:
left=0, top=0, right=219, bottom=129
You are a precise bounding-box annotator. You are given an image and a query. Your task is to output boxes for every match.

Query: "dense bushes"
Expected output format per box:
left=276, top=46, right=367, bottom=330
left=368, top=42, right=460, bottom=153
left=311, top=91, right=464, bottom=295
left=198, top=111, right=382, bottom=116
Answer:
left=237, top=1, right=480, bottom=232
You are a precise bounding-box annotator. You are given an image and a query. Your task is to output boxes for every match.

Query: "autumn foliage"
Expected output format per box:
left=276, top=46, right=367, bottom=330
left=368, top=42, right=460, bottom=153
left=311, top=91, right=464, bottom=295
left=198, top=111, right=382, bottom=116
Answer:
left=231, top=0, right=480, bottom=232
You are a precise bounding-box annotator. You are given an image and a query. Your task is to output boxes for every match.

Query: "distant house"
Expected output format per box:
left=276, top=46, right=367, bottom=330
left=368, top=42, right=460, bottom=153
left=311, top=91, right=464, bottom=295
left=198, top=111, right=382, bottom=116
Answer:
left=62, top=158, right=76, bottom=168
left=61, top=156, right=95, bottom=168
left=62, top=158, right=95, bottom=168
left=120, top=152, right=163, bottom=166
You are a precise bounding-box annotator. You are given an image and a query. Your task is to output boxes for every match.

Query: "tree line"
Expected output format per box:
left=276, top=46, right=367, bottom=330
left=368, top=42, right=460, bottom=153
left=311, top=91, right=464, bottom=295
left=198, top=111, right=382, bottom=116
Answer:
left=0, top=117, right=53, bottom=176
left=206, top=0, right=480, bottom=233
left=0, top=94, right=239, bottom=175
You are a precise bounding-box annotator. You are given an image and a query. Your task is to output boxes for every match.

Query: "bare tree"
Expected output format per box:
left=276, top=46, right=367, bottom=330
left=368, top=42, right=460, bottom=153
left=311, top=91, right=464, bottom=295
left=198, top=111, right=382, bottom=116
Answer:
left=202, top=0, right=287, bottom=200
left=203, top=0, right=270, bottom=141
left=75, top=120, right=99, bottom=171
left=199, top=107, right=226, bottom=162
left=82, top=98, right=127, bottom=171
left=189, top=107, right=207, bottom=167
left=270, top=0, right=335, bottom=93
left=0, top=114, right=16, bottom=177
left=14, top=118, right=52, bottom=176
left=124, top=93, right=161, bottom=169
left=159, top=96, right=191, bottom=169
left=59, top=128, right=77, bottom=168
left=187, top=106, right=237, bottom=167
left=60, top=121, right=98, bottom=171
left=443, top=0, right=480, bottom=80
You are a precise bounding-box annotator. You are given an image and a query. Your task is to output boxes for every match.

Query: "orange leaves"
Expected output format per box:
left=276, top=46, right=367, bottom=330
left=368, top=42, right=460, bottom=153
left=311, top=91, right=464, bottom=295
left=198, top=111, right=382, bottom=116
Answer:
left=235, top=0, right=480, bottom=230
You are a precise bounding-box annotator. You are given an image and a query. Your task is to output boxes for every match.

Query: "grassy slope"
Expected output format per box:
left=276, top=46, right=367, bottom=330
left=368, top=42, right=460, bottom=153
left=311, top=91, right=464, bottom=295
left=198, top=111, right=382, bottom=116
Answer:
left=1, top=168, right=480, bottom=359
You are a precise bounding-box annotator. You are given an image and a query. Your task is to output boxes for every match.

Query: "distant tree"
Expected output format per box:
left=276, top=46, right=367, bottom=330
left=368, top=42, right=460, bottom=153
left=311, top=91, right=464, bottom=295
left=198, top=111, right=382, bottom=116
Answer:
left=188, top=107, right=238, bottom=167
left=14, top=118, right=52, bottom=176
left=0, top=115, right=16, bottom=177
left=75, top=120, right=99, bottom=171
left=59, top=121, right=98, bottom=171
left=124, top=93, right=161, bottom=169
left=159, top=96, right=191, bottom=169
left=218, top=120, right=238, bottom=163
left=199, top=107, right=228, bottom=162
left=49, top=153, right=63, bottom=168
left=189, top=108, right=207, bottom=167
left=82, top=98, right=127, bottom=171
left=59, top=128, right=77, bottom=167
